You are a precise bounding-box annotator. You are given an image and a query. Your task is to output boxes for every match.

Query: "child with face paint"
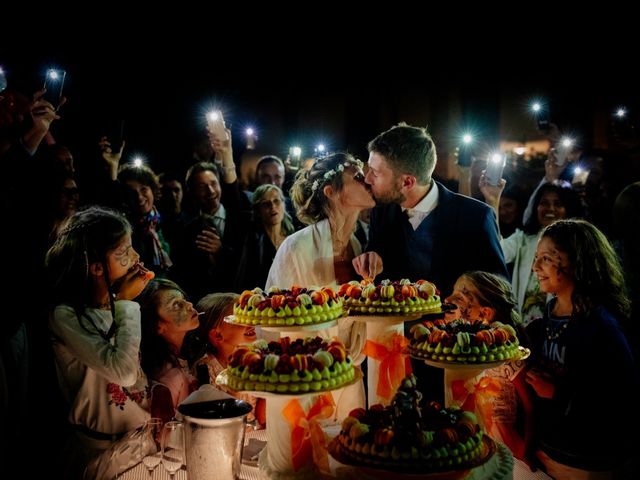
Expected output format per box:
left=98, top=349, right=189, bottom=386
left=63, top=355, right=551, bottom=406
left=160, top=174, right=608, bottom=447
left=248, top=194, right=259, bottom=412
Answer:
left=138, top=279, right=201, bottom=424
left=45, top=206, right=152, bottom=476
left=442, top=272, right=530, bottom=460
left=191, top=293, right=265, bottom=428
left=525, top=219, right=637, bottom=478
left=444, top=270, right=520, bottom=326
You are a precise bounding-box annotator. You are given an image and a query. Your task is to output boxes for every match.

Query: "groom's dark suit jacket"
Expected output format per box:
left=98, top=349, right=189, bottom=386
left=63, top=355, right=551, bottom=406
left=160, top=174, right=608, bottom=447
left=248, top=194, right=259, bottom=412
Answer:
left=368, top=181, right=508, bottom=297
left=367, top=181, right=509, bottom=403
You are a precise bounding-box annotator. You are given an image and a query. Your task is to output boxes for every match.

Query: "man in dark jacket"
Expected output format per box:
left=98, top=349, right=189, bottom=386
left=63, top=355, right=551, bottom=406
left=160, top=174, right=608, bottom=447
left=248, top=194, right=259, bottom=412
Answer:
left=355, top=123, right=508, bottom=297
left=353, top=123, right=508, bottom=403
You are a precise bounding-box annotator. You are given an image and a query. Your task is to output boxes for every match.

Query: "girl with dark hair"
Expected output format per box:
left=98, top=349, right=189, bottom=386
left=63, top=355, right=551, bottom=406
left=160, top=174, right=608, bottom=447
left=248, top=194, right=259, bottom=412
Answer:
left=45, top=206, right=152, bottom=477
left=525, top=219, right=637, bottom=478
left=137, top=278, right=201, bottom=424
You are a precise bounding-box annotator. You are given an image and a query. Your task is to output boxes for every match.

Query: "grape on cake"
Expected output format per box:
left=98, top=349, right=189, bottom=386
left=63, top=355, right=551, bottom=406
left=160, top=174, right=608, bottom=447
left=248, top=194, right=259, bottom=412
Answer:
left=332, top=375, right=487, bottom=471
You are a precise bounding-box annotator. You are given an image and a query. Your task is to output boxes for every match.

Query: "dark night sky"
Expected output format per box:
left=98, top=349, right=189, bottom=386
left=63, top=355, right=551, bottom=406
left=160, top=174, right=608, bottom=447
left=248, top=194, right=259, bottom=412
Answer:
left=4, top=33, right=638, bottom=180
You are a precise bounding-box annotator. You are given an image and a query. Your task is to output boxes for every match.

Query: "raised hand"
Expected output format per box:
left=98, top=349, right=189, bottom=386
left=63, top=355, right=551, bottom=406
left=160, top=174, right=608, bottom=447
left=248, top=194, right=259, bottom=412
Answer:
left=99, top=135, right=125, bottom=180
left=478, top=171, right=506, bottom=211
left=20, top=90, right=63, bottom=154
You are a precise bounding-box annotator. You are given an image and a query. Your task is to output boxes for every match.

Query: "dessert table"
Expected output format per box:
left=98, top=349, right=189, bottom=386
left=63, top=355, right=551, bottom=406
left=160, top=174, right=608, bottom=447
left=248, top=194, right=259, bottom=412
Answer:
left=119, top=428, right=551, bottom=480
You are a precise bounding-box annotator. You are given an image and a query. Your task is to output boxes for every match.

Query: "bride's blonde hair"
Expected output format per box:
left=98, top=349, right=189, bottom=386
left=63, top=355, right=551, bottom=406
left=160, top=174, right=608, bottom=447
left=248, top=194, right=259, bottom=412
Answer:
left=290, top=152, right=361, bottom=225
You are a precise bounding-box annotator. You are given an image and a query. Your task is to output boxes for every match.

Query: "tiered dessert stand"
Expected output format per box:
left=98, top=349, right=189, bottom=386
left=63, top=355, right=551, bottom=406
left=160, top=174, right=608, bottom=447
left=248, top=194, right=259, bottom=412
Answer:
left=412, top=347, right=530, bottom=408
left=222, top=315, right=360, bottom=479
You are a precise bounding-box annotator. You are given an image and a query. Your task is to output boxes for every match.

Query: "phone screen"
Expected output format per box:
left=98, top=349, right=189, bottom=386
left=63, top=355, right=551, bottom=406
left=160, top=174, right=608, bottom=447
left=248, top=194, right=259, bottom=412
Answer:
left=536, top=109, right=550, bottom=131
left=288, top=146, right=302, bottom=170
left=456, top=147, right=472, bottom=167
left=553, top=146, right=569, bottom=166
left=42, top=69, right=66, bottom=109
left=207, top=111, right=227, bottom=140
left=485, top=154, right=505, bottom=186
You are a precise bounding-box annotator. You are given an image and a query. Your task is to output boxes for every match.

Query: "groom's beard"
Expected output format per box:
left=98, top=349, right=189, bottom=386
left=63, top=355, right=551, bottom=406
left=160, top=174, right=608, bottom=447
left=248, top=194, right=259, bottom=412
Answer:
left=372, top=185, right=405, bottom=205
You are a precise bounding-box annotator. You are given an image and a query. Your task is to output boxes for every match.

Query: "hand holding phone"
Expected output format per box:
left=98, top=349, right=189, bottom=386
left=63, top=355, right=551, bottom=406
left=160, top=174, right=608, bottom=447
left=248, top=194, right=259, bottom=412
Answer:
left=552, top=147, right=568, bottom=167
left=206, top=111, right=227, bottom=140
left=485, top=153, right=505, bottom=186
left=42, top=68, right=66, bottom=110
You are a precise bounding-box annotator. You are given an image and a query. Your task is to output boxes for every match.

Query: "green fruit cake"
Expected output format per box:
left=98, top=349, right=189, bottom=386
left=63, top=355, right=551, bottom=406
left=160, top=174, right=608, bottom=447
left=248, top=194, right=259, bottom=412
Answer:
left=226, top=336, right=355, bottom=393
left=332, top=375, right=487, bottom=471
left=232, top=285, right=343, bottom=326
left=339, top=278, right=441, bottom=314
left=408, top=319, right=520, bottom=363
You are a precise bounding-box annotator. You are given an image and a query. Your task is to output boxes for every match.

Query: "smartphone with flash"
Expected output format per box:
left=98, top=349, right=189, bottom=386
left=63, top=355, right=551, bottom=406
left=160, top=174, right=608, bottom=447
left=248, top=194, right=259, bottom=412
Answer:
left=485, top=153, right=505, bottom=186
left=42, top=68, right=66, bottom=110
left=536, top=108, right=550, bottom=131
left=207, top=111, right=227, bottom=140
left=553, top=146, right=569, bottom=166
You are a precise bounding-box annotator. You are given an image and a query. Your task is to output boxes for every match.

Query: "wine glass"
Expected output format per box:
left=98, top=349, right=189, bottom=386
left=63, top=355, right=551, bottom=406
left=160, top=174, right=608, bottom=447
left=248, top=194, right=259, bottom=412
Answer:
left=141, top=417, right=163, bottom=477
left=161, top=421, right=185, bottom=479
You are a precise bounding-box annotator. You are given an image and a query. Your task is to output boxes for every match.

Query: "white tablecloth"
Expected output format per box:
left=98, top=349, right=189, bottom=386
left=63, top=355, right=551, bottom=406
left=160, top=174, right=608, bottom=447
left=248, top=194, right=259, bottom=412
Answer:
left=119, top=429, right=549, bottom=480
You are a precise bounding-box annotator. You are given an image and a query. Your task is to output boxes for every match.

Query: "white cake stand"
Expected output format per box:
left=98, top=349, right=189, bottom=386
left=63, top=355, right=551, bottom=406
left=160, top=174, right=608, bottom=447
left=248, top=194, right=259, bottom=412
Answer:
left=413, top=347, right=530, bottom=408
left=348, top=313, right=423, bottom=406
left=218, top=368, right=362, bottom=478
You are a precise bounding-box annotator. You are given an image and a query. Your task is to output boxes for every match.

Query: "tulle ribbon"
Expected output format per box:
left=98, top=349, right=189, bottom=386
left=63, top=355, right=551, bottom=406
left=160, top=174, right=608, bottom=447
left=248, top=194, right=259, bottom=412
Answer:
left=452, top=375, right=502, bottom=431
left=283, top=393, right=335, bottom=472
left=362, top=334, right=412, bottom=400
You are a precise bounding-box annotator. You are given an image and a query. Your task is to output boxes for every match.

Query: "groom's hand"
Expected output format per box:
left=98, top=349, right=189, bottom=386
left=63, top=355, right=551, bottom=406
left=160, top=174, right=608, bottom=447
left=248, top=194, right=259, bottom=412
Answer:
left=352, top=251, right=383, bottom=280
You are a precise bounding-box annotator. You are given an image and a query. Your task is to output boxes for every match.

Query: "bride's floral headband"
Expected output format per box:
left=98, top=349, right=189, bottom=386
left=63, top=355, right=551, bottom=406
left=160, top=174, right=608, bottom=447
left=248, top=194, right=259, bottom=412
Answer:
left=311, top=158, right=364, bottom=192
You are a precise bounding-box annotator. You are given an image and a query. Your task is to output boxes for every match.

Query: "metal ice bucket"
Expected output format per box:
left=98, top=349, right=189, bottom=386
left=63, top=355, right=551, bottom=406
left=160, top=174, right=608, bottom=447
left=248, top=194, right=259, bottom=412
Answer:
left=178, top=391, right=252, bottom=480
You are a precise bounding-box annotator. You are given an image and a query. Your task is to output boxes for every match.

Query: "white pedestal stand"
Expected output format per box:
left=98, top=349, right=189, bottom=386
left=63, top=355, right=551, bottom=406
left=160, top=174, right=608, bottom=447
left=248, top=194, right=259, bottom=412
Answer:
left=352, top=314, right=420, bottom=407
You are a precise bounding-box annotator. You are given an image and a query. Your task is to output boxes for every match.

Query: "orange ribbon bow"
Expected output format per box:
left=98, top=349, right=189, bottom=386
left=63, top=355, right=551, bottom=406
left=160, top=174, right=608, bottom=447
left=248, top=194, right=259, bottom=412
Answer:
left=452, top=375, right=502, bottom=431
left=362, top=334, right=412, bottom=400
left=283, top=393, right=335, bottom=472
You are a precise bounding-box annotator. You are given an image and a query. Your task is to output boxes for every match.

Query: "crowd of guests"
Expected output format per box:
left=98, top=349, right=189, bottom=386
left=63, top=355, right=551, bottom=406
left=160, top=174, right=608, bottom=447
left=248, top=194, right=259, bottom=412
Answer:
left=1, top=82, right=639, bottom=479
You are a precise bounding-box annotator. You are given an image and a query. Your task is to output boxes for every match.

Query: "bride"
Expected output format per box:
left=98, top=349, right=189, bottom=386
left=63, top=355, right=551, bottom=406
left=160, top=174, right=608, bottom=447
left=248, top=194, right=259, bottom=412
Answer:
left=266, top=152, right=383, bottom=417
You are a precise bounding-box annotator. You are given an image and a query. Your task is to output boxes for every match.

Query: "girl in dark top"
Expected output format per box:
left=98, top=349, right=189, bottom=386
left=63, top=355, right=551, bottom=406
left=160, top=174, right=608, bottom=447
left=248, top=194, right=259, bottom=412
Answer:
left=525, top=219, right=637, bottom=478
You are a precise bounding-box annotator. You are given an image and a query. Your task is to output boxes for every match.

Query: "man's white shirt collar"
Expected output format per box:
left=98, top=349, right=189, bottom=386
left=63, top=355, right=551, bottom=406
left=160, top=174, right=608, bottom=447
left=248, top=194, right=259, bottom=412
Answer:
left=402, top=180, right=438, bottom=230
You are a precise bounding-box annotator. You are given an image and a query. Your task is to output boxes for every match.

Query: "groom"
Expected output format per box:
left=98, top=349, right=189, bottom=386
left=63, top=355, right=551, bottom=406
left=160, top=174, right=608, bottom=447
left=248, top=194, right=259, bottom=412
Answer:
left=355, top=123, right=508, bottom=297
left=354, top=123, right=508, bottom=403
